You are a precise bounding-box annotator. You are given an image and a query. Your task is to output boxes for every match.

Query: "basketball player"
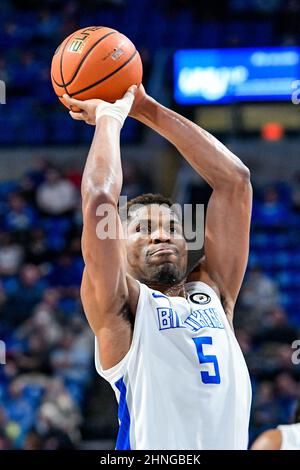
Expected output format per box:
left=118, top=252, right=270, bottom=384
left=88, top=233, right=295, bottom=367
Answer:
left=63, top=84, right=252, bottom=450
left=251, top=397, right=300, bottom=450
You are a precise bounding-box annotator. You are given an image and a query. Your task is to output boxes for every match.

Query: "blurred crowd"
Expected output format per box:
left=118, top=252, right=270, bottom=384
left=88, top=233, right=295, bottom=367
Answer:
left=0, top=159, right=89, bottom=449
left=238, top=180, right=300, bottom=442
left=0, top=158, right=151, bottom=449
left=1, top=0, right=300, bottom=144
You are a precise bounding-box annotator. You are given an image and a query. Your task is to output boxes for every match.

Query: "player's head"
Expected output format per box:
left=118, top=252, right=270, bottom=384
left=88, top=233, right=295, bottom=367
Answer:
left=294, top=395, right=300, bottom=423
left=122, top=193, right=187, bottom=286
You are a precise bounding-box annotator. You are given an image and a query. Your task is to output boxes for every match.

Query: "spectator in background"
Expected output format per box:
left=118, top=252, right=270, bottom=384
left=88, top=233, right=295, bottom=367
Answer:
left=275, top=344, right=299, bottom=373
left=254, top=186, right=290, bottom=227
left=239, top=265, right=279, bottom=316
left=25, top=227, right=51, bottom=265
left=2, top=264, right=45, bottom=327
left=251, top=381, right=280, bottom=435
left=121, top=162, right=152, bottom=200
left=275, top=373, right=300, bottom=422
left=23, top=429, right=42, bottom=450
left=66, top=168, right=82, bottom=190
left=5, top=380, right=34, bottom=439
left=251, top=395, right=300, bottom=450
left=4, top=193, right=36, bottom=234
left=50, top=329, right=92, bottom=393
left=47, top=253, right=82, bottom=289
left=36, top=168, right=78, bottom=217
left=36, top=377, right=82, bottom=448
left=36, top=8, right=61, bottom=40
left=19, top=174, right=38, bottom=205
left=0, top=232, right=24, bottom=276
left=13, top=332, right=51, bottom=376
left=254, top=307, right=297, bottom=347
left=26, top=158, right=50, bottom=188
left=0, top=431, right=12, bottom=450
left=16, top=290, right=63, bottom=352
left=11, top=51, right=40, bottom=98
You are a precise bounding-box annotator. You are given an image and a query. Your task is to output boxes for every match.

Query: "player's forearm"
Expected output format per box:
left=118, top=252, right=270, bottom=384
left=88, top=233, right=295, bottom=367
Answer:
left=136, top=98, right=249, bottom=189
left=81, top=116, right=123, bottom=204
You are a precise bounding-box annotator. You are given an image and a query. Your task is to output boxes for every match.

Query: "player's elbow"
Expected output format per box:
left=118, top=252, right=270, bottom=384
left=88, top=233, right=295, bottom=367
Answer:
left=230, top=166, right=252, bottom=202
left=217, top=162, right=251, bottom=192
left=82, top=188, right=117, bottom=216
left=233, top=164, right=251, bottom=186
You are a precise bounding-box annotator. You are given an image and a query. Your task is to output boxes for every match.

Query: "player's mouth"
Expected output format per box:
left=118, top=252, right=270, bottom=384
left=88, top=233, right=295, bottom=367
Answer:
left=149, top=245, right=178, bottom=257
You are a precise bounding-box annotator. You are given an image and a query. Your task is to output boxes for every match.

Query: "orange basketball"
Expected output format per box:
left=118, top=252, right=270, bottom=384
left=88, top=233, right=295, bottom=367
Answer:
left=51, top=26, right=143, bottom=110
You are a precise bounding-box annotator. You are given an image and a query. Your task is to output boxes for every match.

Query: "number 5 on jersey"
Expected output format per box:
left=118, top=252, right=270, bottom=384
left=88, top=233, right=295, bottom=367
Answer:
left=192, top=336, right=221, bottom=384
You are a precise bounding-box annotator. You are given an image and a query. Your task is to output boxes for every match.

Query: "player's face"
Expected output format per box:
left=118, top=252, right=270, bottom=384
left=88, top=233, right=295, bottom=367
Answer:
left=125, top=204, right=187, bottom=285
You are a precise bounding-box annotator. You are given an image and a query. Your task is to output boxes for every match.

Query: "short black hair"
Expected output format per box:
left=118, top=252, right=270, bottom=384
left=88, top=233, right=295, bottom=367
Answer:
left=120, top=193, right=177, bottom=222
left=294, top=396, right=300, bottom=423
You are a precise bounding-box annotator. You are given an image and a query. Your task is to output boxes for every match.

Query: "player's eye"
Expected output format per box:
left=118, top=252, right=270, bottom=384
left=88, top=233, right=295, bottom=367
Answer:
left=135, top=223, right=152, bottom=234
left=169, top=222, right=178, bottom=234
left=144, top=222, right=152, bottom=234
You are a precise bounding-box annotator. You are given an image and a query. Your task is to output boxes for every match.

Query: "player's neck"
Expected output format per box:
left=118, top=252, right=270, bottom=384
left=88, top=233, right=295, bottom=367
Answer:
left=148, top=280, right=187, bottom=298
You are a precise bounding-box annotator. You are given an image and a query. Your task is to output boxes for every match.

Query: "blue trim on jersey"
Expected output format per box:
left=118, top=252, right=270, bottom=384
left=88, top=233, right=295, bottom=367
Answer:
left=115, top=377, right=131, bottom=450
left=152, top=292, right=168, bottom=299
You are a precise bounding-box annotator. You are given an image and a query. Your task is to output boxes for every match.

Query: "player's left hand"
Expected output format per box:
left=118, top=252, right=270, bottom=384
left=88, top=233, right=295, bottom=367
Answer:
left=129, top=84, right=148, bottom=119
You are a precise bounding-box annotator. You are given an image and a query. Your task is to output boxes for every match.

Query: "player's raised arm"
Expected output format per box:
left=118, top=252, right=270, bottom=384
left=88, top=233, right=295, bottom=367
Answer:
left=131, top=87, right=252, bottom=321
left=65, top=88, right=139, bottom=370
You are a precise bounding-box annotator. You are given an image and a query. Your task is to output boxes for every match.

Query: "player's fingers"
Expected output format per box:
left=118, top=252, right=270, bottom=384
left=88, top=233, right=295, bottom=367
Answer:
left=119, top=85, right=137, bottom=102
left=119, top=85, right=137, bottom=108
left=63, top=94, right=86, bottom=110
left=126, top=85, right=138, bottom=96
left=69, top=111, right=86, bottom=121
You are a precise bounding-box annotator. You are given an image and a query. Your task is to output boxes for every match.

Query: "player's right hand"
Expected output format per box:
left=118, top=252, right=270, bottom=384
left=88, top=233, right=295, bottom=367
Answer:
left=63, top=95, right=102, bottom=125
left=63, top=85, right=137, bottom=127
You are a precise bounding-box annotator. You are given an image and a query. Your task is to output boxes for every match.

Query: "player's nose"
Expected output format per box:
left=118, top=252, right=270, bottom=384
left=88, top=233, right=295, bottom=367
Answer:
left=151, top=228, right=171, bottom=244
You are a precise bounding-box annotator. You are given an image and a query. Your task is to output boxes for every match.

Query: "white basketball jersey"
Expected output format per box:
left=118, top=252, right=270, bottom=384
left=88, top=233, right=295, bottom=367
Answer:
left=95, top=281, right=252, bottom=450
left=278, top=423, right=300, bottom=450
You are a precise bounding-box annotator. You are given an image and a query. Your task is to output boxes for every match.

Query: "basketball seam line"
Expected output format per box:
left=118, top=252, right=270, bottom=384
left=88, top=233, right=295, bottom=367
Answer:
left=53, top=30, right=116, bottom=88
left=59, top=36, right=72, bottom=96
left=68, top=50, right=138, bottom=98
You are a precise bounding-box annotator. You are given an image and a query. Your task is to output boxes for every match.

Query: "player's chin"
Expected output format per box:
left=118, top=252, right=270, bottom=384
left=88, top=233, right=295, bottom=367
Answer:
left=150, top=260, right=183, bottom=285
